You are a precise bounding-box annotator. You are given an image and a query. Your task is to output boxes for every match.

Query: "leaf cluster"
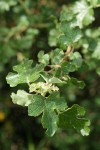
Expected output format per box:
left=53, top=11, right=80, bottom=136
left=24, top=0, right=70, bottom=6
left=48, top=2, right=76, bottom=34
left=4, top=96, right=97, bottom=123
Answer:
left=5, top=0, right=100, bottom=137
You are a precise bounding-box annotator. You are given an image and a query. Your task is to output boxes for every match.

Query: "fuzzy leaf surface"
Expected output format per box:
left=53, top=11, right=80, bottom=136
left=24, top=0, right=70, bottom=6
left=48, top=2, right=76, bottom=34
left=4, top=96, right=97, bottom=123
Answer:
left=11, top=90, right=32, bottom=106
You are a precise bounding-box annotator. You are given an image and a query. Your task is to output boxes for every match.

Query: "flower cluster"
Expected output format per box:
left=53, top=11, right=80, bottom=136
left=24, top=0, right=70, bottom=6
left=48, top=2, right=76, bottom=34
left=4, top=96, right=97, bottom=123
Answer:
left=29, top=82, right=59, bottom=96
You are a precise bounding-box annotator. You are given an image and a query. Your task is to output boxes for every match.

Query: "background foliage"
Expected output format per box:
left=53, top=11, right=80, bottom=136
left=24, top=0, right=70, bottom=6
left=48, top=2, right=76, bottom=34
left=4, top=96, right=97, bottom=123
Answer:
left=0, top=0, right=100, bottom=150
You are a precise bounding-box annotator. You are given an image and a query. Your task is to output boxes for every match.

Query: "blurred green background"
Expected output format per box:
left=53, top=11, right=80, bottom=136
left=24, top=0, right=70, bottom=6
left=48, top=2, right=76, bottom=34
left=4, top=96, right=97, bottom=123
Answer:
left=0, top=0, right=100, bottom=150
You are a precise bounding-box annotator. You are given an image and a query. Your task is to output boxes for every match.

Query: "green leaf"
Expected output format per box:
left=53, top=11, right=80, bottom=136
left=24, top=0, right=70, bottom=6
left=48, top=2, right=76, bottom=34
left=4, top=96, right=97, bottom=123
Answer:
left=40, top=72, right=50, bottom=82
left=58, top=104, right=90, bottom=136
left=42, top=109, right=58, bottom=136
left=70, top=77, right=85, bottom=89
left=28, top=92, right=67, bottom=136
left=11, top=90, right=32, bottom=106
left=55, top=68, right=62, bottom=78
left=28, top=95, right=45, bottom=117
left=70, top=52, right=83, bottom=68
left=6, top=59, right=44, bottom=87
left=48, top=77, right=66, bottom=84
left=41, top=72, right=66, bottom=86
left=46, top=92, right=67, bottom=111
left=38, top=51, right=49, bottom=65
left=62, top=62, right=76, bottom=74
left=61, top=52, right=83, bottom=73
left=58, top=22, right=82, bottom=48
left=73, top=0, right=94, bottom=28
left=50, top=48, right=64, bottom=65
left=60, top=6, right=73, bottom=22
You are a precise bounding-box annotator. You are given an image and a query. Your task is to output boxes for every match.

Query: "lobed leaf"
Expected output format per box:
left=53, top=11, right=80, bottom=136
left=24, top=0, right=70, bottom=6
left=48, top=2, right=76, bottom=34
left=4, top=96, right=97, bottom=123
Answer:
left=73, top=0, right=94, bottom=28
left=38, top=51, right=49, bottom=65
left=6, top=59, right=44, bottom=87
left=58, top=22, right=82, bottom=48
left=28, top=92, right=67, bottom=136
left=58, top=104, right=90, bottom=136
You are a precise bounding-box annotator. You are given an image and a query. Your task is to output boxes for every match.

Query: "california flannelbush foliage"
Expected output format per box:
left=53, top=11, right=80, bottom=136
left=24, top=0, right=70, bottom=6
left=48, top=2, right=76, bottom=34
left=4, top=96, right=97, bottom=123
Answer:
left=0, top=0, right=100, bottom=149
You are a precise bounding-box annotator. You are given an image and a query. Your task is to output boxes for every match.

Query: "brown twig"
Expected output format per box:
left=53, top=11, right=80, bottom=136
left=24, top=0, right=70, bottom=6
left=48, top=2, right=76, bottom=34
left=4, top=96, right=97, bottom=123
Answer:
left=63, top=45, right=74, bottom=61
